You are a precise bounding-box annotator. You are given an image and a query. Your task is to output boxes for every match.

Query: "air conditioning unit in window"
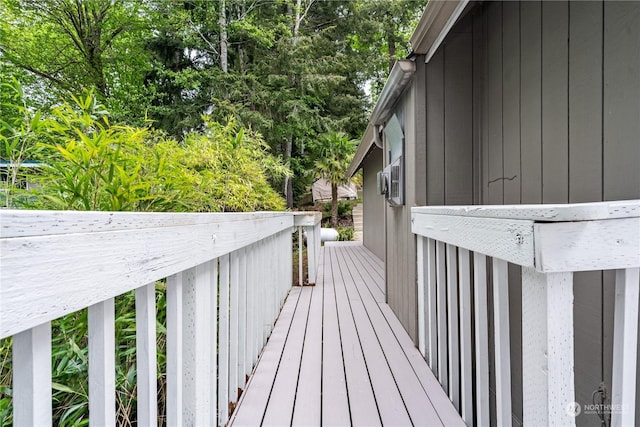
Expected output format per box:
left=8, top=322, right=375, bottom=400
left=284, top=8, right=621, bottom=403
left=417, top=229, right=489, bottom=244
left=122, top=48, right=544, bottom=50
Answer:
left=376, top=171, right=388, bottom=196
left=382, top=156, right=403, bottom=207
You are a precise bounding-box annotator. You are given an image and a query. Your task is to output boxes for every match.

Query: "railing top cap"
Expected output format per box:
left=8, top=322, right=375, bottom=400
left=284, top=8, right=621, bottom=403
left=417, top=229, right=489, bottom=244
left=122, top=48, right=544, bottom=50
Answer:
left=293, top=211, right=322, bottom=226
left=411, top=199, right=640, bottom=222
left=0, top=210, right=296, bottom=239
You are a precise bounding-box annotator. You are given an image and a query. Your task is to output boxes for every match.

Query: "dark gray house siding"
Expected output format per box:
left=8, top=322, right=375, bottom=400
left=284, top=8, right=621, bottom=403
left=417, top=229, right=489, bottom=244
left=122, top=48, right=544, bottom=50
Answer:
left=356, top=1, right=639, bottom=426
left=361, top=147, right=385, bottom=260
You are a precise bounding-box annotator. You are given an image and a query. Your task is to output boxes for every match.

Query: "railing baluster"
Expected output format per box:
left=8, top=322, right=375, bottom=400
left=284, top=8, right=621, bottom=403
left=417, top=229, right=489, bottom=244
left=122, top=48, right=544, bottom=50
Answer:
left=492, top=258, right=512, bottom=427
left=458, top=248, right=473, bottom=424
left=182, top=262, right=215, bottom=425
left=417, top=235, right=427, bottom=356
left=166, top=272, right=183, bottom=427
left=426, top=238, right=438, bottom=372
left=306, top=224, right=318, bottom=284
left=521, top=267, right=575, bottom=426
left=135, top=283, right=157, bottom=426
left=299, top=227, right=304, bottom=286
left=473, top=253, right=490, bottom=426
left=13, top=322, right=52, bottom=426
left=435, top=240, right=448, bottom=391
left=246, top=244, right=256, bottom=370
left=238, top=248, right=248, bottom=386
left=611, top=267, right=640, bottom=427
left=229, top=251, right=240, bottom=405
left=446, top=244, right=460, bottom=410
left=88, top=299, right=115, bottom=427
left=218, top=254, right=230, bottom=425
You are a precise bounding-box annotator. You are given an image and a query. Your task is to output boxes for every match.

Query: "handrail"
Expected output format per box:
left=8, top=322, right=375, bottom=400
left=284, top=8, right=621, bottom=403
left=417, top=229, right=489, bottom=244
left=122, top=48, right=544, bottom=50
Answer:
left=0, top=210, right=322, bottom=426
left=411, top=200, right=640, bottom=427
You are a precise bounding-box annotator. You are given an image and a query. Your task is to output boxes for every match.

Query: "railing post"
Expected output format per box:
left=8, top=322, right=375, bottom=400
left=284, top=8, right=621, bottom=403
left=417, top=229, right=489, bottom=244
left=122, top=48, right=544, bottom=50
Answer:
left=611, top=267, right=640, bottom=427
left=13, top=322, right=52, bottom=427
left=521, top=267, right=575, bottom=426
left=306, top=223, right=318, bottom=285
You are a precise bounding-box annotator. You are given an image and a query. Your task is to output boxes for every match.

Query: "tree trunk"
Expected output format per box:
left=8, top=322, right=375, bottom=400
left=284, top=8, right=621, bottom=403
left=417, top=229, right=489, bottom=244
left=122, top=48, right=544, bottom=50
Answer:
left=219, top=0, right=228, bottom=73
left=331, top=183, right=338, bottom=228
left=388, top=35, right=396, bottom=73
left=283, top=135, right=294, bottom=208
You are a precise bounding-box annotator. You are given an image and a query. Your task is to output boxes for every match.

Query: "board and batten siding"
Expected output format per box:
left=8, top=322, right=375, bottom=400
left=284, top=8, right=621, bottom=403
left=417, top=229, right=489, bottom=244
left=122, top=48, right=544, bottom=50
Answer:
left=384, top=81, right=421, bottom=342
left=379, top=1, right=639, bottom=426
left=477, top=3, right=640, bottom=426
left=362, top=147, right=385, bottom=260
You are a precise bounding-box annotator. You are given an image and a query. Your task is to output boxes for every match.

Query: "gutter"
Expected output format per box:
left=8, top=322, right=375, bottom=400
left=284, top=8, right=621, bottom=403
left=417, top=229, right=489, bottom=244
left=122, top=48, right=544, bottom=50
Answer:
left=347, top=60, right=416, bottom=177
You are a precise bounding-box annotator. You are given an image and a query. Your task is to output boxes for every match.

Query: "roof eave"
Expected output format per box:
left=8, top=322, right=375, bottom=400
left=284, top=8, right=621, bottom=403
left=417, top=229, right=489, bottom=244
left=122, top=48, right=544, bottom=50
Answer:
left=409, top=0, right=470, bottom=62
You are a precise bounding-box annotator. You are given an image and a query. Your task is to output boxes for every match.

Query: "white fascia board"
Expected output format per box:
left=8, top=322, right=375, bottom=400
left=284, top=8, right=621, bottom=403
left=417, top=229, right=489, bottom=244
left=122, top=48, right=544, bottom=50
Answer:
left=410, top=0, right=470, bottom=62
left=347, top=123, right=376, bottom=177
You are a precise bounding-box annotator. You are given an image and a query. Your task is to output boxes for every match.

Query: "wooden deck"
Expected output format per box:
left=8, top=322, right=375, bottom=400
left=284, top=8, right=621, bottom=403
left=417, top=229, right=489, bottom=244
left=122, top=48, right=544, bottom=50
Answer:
left=230, top=242, right=463, bottom=426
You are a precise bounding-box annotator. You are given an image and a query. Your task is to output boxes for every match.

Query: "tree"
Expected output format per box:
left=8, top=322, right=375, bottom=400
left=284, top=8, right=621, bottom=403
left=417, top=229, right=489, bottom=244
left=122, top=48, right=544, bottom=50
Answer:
left=0, top=0, right=153, bottom=122
left=314, top=131, right=357, bottom=228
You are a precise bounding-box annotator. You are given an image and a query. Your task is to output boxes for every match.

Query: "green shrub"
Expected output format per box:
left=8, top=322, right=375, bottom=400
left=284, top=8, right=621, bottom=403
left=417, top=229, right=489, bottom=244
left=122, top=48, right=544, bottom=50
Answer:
left=337, top=226, right=354, bottom=241
left=0, top=90, right=289, bottom=425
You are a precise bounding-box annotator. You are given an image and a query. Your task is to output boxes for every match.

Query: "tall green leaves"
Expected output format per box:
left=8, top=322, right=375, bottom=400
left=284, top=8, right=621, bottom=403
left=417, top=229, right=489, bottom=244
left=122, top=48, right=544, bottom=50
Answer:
left=8, top=91, right=288, bottom=212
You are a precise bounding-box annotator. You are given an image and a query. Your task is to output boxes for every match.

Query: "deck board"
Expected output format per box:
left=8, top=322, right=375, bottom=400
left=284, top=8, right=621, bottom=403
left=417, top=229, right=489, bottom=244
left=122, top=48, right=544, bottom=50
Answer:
left=230, top=242, right=463, bottom=427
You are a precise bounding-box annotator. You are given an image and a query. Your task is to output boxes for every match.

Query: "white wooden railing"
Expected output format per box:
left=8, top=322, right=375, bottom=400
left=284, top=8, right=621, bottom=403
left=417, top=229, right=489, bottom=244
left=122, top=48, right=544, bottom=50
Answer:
left=0, top=209, right=321, bottom=426
left=412, top=200, right=640, bottom=427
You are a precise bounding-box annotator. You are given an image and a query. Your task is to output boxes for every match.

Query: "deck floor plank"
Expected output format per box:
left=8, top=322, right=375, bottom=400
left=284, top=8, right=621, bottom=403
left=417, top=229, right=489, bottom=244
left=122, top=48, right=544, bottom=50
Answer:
left=261, top=287, right=312, bottom=426
left=320, top=244, right=351, bottom=425
left=291, top=250, right=324, bottom=425
left=328, top=246, right=382, bottom=426
left=230, top=243, right=463, bottom=427
left=231, top=287, right=301, bottom=426
left=338, top=246, right=443, bottom=426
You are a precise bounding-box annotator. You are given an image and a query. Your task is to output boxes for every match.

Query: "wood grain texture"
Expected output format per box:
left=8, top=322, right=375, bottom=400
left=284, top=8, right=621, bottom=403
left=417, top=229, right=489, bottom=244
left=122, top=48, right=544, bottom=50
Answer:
left=412, top=212, right=535, bottom=267
left=412, top=199, right=640, bottom=221
left=458, top=248, right=473, bottom=425
left=166, top=273, right=183, bottom=427
left=13, top=322, right=52, bottom=427
left=88, top=300, right=115, bottom=427
left=521, top=268, right=575, bottom=426
left=534, top=218, right=640, bottom=272
left=182, top=262, right=214, bottom=426
left=135, top=283, right=157, bottom=427
left=0, top=212, right=293, bottom=338
left=492, top=258, right=512, bottom=427
left=446, top=244, right=460, bottom=410
left=611, top=268, right=640, bottom=427
left=473, top=253, right=490, bottom=426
